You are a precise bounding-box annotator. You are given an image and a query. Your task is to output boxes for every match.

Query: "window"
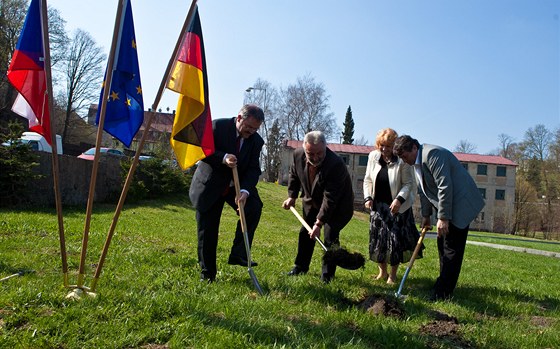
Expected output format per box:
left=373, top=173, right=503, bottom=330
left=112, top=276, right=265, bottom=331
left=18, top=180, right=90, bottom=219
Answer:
left=477, top=164, right=487, bottom=175
left=359, top=155, right=368, bottom=166
left=462, top=163, right=468, bottom=171
left=496, top=166, right=506, bottom=177
left=495, top=189, right=505, bottom=200
left=340, top=155, right=349, bottom=165
left=479, top=188, right=486, bottom=199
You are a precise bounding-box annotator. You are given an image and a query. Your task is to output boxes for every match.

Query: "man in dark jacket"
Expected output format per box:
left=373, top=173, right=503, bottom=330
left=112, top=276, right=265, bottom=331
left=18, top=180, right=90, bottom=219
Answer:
left=282, top=131, right=354, bottom=283
left=189, top=104, right=264, bottom=282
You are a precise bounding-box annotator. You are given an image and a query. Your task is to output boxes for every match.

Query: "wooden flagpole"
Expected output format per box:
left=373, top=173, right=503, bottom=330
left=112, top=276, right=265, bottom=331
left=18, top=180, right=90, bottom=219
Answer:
left=90, top=0, right=199, bottom=292
left=74, top=0, right=126, bottom=292
left=40, top=0, right=68, bottom=287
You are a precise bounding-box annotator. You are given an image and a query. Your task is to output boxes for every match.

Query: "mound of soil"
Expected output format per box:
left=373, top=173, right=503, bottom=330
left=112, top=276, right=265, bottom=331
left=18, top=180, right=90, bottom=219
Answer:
left=357, top=293, right=405, bottom=318
left=420, top=311, right=474, bottom=348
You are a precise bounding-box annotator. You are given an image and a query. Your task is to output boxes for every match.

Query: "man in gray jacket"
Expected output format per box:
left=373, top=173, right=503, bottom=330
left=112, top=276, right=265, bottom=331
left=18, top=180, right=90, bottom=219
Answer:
left=394, top=135, right=485, bottom=301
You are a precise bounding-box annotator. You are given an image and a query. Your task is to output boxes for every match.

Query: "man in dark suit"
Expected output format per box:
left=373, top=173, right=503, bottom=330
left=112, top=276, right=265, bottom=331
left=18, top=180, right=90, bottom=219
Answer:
left=282, top=131, right=354, bottom=283
left=189, top=104, right=264, bottom=282
left=394, top=135, right=485, bottom=301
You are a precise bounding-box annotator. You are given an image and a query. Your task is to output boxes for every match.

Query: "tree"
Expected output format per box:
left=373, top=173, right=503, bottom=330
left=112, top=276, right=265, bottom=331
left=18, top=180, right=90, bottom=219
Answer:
left=244, top=78, right=283, bottom=182
left=513, top=176, right=538, bottom=235
left=522, top=124, right=551, bottom=161
left=520, top=124, right=558, bottom=237
left=46, top=6, right=69, bottom=69
left=454, top=139, right=477, bottom=153
left=278, top=74, right=338, bottom=141
left=354, top=135, right=369, bottom=146
left=263, top=118, right=283, bottom=182
left=497, top=133, right=517, bottom=159
left=1, top=2, right=69, bottom=136
left=58, top=29, right=105, bottom=143
left=341, top=105, right=354, bottom=144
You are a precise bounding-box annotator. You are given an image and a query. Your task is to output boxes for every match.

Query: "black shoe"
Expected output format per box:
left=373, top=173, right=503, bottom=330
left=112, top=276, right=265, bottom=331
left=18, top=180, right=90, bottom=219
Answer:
left=287, top=266, right=307, bottom=276
left=200, top=272, right=215, bottom=283
left=228, top=255, right=258, bottom=267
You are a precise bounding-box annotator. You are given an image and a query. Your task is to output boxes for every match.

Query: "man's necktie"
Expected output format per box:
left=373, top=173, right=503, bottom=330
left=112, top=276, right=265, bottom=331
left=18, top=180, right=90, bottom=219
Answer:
left=235, top=136, right=241, bottom=155
left=308, top=164, right=317, bottom=185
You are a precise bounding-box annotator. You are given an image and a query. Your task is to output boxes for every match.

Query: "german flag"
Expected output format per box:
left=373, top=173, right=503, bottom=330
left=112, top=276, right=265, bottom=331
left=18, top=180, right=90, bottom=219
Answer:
left=167, top=6, right=214, bottom=170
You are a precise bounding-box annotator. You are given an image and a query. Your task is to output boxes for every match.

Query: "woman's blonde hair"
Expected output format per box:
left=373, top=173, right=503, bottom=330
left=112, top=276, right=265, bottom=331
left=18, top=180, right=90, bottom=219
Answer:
left=375, top=128, right=398, bottom=148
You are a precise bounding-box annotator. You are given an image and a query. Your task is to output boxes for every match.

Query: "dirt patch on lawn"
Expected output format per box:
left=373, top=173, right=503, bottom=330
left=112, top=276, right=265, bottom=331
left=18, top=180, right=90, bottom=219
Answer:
left=529, top=315, right=556, bottom=328
left=356, top=293, right=405, bottom=318
left=420, top=311, right=474, bottom=348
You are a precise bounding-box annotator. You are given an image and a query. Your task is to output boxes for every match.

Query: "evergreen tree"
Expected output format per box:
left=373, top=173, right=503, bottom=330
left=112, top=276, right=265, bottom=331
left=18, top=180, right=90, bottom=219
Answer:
left=342, top=105, right=354, bottom=144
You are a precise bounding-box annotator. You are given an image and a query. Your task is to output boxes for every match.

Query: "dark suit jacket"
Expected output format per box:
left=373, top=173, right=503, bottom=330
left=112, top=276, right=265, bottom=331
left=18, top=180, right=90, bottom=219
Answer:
left=189, top=117, right=264, bottom=213
left=418, top=144, right=485, bottom=229
left=288, top=147, right=354, bottom=229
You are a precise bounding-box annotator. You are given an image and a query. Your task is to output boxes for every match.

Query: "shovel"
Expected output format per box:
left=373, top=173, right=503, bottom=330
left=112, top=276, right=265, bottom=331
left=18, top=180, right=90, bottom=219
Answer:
left=289, top=206, right=365, bottom=270
left=0, top=269, right=35, bottom=282
left=232, top=166, right=264, bottom=295
left=395, top=226, right=429, bottom=298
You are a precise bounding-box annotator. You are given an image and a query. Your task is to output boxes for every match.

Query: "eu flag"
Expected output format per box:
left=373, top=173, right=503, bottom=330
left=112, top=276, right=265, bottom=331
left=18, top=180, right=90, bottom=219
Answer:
left=96, top=0, right=143, bottom=148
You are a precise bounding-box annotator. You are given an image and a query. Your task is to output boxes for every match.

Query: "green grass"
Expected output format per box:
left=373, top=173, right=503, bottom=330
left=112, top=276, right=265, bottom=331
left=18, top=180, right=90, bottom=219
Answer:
left=1, top=182, right=559, bottom=348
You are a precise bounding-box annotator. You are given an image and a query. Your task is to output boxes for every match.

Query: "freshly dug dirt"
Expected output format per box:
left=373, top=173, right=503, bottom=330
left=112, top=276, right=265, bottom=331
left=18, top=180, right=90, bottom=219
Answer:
left=420, top=311, right=474, bottom=348
left=356, top=293, right=405, bottom=318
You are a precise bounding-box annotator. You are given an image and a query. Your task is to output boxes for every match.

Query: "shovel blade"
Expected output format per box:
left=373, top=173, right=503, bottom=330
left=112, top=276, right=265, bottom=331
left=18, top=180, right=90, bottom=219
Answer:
left=248, top=268, right=264, bottom=295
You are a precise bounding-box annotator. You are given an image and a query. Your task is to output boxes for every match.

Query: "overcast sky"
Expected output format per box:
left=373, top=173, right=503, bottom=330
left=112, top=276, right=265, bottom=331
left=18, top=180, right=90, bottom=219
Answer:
left=46, top=0, right=559, bottom=154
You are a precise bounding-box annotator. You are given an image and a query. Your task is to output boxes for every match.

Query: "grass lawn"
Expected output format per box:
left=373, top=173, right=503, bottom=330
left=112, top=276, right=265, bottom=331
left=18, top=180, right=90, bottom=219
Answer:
left=1, top=181, right=559, bottom=348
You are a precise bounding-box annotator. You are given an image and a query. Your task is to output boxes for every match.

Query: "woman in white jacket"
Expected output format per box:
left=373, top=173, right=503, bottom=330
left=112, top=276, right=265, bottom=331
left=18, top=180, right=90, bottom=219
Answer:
left=363, top=128, right=422, bottom=284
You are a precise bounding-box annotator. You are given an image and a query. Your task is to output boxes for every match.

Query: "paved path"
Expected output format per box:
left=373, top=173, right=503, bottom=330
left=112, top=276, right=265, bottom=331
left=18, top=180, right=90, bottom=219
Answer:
left=425, top=232, right=560, bottom=259
left=466, top=240, right=560, bottom=258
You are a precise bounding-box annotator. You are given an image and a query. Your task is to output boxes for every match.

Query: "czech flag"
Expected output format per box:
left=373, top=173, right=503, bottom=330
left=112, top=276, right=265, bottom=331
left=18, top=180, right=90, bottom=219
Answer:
left=7, top=0, right=51, bottom=145
left=166, top=6, right=214, bottom=170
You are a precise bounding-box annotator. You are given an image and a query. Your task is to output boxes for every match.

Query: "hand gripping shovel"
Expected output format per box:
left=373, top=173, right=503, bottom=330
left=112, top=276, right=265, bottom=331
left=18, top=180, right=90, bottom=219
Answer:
left=289, top=207, right=365, bottom=270
left=232, top=167, right=264, bottom=295
left=395, top=226, right=429, bottom=298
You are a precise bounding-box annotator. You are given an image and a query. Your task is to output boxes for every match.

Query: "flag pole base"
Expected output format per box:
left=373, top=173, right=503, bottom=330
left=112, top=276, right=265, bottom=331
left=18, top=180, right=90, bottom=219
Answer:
left=65, top=287, right=97, bottom=300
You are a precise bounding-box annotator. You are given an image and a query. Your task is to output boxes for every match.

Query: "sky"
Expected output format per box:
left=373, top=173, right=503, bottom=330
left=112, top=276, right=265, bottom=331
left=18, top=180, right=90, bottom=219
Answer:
left=46, top=0, right=559, bottom=154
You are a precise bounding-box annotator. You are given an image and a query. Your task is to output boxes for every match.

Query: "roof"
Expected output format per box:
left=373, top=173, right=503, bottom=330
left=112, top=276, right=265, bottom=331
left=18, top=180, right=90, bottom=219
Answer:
left=284, top=140, right=518, bottom=166
left=285, top=140, right=374, bottom=155
left=454, top=153, right=517, bottom=166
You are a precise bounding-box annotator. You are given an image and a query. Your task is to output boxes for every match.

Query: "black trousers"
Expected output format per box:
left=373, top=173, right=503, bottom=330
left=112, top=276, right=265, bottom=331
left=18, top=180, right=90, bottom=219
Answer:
left=294, top=208, right=350, bottom=279
left=196, top=189, right=262, bottom=278
left=433, top=223, right=469, bottom=298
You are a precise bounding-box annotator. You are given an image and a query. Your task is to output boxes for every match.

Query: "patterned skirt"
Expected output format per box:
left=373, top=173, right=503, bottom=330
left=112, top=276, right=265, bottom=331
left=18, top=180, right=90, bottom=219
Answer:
left=369, top=201, right=423, bottom=266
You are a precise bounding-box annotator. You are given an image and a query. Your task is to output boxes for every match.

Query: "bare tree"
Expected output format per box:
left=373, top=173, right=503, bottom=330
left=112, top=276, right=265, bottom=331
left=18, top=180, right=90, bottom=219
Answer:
left=0, top=0, right=33, bottom=112
left=59, top=29, right=105, bottom=142
left=354, top=135, right=370, bottom=146
left=522, top=124, right=551, bottom=161
left=278, top=74, right=338, bottom=141
left=497, top=133, right=516, bottom=159
left=454, top=139, right=477, bottom=153
left=244, top=78, right=284, bottom=182
left=47, top=6, right=69, bottom=69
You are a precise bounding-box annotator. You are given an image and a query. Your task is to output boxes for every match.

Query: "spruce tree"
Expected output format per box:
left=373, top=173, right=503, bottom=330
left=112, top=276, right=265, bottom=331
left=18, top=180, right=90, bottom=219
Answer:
left=342, top=105, right=354, bottom=144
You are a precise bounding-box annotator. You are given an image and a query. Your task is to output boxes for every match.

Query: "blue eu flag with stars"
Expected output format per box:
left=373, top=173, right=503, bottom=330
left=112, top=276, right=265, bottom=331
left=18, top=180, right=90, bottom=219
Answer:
left=96, top=0, right=143, bottom=148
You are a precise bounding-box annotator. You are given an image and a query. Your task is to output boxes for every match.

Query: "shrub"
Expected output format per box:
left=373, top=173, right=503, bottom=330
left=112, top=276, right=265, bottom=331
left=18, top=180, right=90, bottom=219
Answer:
left=122, top=157, right=192, bottom=201
left=0, top=122, right=43, bottom=206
